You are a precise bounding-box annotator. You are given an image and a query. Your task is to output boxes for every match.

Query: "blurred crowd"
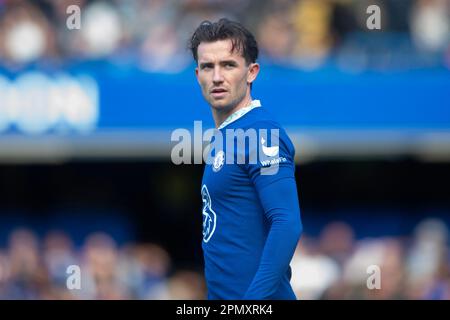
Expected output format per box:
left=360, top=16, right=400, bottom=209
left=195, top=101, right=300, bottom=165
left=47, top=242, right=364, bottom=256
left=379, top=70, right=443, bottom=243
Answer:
left=0, top=228, right=206, bottom=299
left=0, top=0, right=449, bottom=72
left=0, top=217, right=448, bottom=299
left=291, top=218, right=450, bottom=300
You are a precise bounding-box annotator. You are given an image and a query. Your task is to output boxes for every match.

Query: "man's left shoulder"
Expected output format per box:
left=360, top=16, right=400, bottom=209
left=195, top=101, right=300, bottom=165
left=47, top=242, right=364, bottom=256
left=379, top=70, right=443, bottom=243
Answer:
left=243, top=107, right=286, bottom=131
left=242, top=108, right=296, bottom=159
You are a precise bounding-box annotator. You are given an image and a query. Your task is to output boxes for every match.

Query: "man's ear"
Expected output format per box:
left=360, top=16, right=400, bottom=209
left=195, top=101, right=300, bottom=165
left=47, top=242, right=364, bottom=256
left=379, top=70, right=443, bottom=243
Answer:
left=247, top=63, right=260, bottom=85
left=195, top=67, right=199, bottom=83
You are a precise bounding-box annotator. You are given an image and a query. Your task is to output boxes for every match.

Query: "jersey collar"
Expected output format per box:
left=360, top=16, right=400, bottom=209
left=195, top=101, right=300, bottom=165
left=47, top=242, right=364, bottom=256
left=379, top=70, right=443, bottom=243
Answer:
left=218, top=99, right=261, bottom=130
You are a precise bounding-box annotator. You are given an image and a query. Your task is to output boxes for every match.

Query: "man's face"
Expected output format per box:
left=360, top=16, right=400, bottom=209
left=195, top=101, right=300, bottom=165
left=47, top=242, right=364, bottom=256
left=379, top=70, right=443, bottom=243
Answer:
left=195, top=39, right=259, bottom=113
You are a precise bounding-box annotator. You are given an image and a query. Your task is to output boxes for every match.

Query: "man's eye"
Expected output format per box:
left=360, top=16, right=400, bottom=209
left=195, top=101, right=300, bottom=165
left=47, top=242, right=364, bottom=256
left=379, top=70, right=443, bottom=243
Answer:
left=225, top=63, right=235, bottom=68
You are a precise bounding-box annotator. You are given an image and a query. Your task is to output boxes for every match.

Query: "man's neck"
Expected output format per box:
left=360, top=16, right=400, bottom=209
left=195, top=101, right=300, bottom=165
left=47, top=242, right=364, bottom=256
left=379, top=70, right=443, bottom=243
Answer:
left=213, top=95, right=253, bottom=128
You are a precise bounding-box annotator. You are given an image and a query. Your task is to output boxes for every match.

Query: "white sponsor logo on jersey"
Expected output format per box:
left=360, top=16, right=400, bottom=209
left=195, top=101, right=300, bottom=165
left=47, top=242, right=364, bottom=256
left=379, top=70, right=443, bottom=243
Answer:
left=201, top=185, right=217, bottom=243
left=261, top=137, right=279, bottom=157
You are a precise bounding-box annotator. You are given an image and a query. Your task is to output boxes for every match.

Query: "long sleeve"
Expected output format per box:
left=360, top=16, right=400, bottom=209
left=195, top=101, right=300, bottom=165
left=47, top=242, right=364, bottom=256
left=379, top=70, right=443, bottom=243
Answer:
left=243, top=173, right=302, bottom=299
left=242, top=122, right=302, bottom=299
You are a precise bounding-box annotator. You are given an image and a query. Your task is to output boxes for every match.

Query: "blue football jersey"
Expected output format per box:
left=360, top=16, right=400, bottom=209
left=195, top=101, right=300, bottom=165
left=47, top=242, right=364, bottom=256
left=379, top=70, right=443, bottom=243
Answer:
left=201, top=100, right=303, bottom=300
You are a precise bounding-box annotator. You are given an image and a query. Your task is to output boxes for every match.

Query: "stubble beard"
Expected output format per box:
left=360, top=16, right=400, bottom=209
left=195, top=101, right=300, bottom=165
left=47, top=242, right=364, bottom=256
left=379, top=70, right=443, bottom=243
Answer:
left=209, top=89, right=248, bottom=119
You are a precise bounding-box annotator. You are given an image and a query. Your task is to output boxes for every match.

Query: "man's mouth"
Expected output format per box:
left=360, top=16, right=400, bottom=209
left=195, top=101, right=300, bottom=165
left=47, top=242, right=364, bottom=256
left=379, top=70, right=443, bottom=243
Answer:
left=210, top=88, right=228, bottom=99
left=211, top=88, right=227, bottom=93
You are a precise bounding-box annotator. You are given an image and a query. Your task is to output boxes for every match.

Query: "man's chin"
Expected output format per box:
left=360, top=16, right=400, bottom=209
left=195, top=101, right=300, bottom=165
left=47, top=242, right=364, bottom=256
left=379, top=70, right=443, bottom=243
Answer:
left=210, top=99, right=231, bottom=111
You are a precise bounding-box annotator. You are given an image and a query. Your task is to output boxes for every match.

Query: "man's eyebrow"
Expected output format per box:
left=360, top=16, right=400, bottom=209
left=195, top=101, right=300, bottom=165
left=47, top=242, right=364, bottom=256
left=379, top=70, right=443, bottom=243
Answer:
left=199, top=61, right=214, bottom=68
left=220, top=60, right=238, bottom=65
left=199, top=59, right=239, bottom=67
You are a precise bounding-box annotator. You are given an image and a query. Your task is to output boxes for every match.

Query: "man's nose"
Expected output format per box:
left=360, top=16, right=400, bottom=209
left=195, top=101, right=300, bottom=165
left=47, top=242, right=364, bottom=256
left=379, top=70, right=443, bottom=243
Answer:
left=212, top=67, right=224, bottom=83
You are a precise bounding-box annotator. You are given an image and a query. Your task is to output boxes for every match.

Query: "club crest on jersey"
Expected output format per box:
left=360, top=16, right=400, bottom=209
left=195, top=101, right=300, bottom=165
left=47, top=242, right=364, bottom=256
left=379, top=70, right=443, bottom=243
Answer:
left=201, top=185, right=216, bottom=243
left=212, top=150, right=225, bottom=172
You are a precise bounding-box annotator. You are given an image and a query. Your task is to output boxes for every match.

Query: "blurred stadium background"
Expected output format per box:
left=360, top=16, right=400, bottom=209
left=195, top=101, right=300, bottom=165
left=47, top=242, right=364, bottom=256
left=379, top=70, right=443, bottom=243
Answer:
left=0, top=0, right=449, bottom=299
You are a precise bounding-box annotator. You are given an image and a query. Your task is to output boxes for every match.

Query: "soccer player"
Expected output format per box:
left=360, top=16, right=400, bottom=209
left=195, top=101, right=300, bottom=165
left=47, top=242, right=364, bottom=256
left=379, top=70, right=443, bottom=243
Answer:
left=190, top=18, right=302, bottom=300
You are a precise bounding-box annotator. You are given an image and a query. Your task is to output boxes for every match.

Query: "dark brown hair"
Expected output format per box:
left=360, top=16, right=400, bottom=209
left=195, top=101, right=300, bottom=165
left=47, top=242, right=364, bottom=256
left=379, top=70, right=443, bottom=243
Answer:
left=189, top=18, right=259, bottom=65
